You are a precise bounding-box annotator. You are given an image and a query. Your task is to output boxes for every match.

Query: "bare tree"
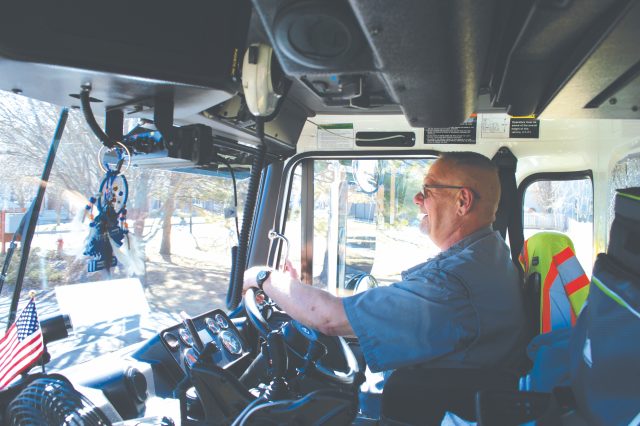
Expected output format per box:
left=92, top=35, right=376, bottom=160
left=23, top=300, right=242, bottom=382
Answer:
left=0, top=91, right=103, bottom=212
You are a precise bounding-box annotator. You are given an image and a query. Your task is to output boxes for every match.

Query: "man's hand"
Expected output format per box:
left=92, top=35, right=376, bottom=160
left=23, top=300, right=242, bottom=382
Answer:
left=243, top=262, right=302, bottom=295
left=243, top=266, right=267, bottom=294
left=283, top=260, right=300, bottom=281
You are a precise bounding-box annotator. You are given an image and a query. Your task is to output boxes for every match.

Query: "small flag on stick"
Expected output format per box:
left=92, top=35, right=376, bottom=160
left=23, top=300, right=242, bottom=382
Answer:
left=0, top=297, right=44, bottom=389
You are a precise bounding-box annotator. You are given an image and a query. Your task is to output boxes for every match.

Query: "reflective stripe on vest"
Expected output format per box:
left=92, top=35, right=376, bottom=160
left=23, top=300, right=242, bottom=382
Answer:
left=541, top=246, right=590, bottom=333
left=519, top=232, right=590, bottom=334
left=554, top=247, right=590, bottom=320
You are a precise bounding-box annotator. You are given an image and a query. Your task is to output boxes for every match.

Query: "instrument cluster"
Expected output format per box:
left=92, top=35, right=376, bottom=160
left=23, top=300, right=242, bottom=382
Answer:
left=159, top=309, right=247, bottom=373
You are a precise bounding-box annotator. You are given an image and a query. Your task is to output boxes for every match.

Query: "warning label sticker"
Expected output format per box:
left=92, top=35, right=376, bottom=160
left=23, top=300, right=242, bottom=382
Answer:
left=424, top=117, right=477, bottom=144
left=317, top=123, right=354, bottom=150
left=509, top=118, right=540, bottom=138
left=480, top=115, right=510, bottom=139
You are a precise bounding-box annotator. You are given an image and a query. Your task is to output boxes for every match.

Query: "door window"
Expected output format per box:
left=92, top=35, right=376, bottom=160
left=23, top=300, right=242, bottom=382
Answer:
left=522, top=175, right=594, bottom=272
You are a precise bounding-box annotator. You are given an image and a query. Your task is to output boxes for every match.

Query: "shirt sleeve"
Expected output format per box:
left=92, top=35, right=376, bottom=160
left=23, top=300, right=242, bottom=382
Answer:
left=342, top=268, right=477, bottom=372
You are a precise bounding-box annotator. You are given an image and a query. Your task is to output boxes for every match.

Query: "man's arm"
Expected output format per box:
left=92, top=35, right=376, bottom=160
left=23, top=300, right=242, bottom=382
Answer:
left=244, top=266, right=354, bottom=336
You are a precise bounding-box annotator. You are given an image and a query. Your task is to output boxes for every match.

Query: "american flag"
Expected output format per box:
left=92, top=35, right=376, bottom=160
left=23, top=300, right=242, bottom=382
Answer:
left=0, top=299, right=44, bottom=389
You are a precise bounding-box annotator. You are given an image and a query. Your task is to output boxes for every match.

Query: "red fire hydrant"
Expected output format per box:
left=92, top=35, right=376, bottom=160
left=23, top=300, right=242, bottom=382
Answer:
left=56, top=237, right=64, bottom=257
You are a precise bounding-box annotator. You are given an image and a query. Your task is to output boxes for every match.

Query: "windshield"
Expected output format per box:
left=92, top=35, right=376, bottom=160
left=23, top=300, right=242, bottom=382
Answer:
left=0, top=92, right=249, bottom=369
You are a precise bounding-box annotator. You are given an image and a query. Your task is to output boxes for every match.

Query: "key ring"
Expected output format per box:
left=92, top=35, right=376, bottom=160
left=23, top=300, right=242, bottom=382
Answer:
left=97, top=142, right=131, bottom=174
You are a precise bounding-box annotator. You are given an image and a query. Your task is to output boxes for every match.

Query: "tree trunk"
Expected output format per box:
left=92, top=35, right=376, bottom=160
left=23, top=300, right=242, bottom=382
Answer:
left=131, top=171, right=151, bottom=238
left=159, top=196, right=175, bottom=255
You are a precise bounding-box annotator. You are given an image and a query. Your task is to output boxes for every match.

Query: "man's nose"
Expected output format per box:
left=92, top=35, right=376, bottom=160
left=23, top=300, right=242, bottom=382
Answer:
left=413, top=191, right=423, bottom=205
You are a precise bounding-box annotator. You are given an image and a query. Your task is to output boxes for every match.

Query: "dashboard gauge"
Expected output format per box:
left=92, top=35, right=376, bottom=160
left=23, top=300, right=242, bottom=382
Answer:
left=205, top=317, right=221, bottom=334
left=162, top=332, right=180, bottom=351
left=214, top=313, right=229, bottom=329
left=220, top=330, right=243, bottom=355
left=183, top=348, right=198, bottom=369
left=178, top=327, right=194, bottom=347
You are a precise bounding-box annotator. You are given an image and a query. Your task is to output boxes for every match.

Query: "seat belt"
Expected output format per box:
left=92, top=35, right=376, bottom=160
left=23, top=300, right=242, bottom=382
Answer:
left=492, top=147, right=524, bottom=276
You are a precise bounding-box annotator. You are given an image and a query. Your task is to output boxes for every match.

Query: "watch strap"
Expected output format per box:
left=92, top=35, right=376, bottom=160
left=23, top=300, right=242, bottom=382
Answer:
left=256, top=270, right=271, bottom=291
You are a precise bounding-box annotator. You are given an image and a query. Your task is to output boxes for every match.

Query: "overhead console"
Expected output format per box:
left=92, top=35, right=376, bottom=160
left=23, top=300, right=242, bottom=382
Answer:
left=251, top=0, right=498, bottom=128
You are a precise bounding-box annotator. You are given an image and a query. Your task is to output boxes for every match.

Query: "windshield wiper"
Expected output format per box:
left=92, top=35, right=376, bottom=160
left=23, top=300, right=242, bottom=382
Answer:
left=3, top=108, right=69, bottom=327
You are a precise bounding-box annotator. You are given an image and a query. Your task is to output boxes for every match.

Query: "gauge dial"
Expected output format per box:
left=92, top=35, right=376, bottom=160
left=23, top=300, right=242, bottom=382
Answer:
left=220, top=330, right=243, bottom=355
left=215, top=313, right=229, bottom=329
left=183, top=348, right=198, bottom=368
left=205, top=317, right=221, bottom=334
left=162, top=332, right=180, bottom=351
left=178, top=327, right=194, bottom=347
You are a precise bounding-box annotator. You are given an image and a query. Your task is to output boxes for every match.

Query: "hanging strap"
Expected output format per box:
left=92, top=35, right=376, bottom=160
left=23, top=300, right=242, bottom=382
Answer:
left=492, top=147, right=524, bottom=276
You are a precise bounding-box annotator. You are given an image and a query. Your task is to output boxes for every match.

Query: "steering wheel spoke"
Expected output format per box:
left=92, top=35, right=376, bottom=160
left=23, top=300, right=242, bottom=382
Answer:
left=242, top=289, right=362, bottom=390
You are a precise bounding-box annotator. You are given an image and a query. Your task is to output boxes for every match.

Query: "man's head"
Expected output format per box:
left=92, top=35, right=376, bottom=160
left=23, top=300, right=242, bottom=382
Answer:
left=413, top=152, right=501, bottom=250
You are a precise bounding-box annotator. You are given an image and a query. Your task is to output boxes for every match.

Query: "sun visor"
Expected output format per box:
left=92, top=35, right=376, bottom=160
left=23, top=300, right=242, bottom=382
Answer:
left=0, top=0, right=252, bottom=119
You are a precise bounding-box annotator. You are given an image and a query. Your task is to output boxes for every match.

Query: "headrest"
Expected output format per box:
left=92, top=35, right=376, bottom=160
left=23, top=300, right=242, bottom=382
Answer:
left=520, top=231, right=575, bottom=275
left=608, top=188, right=640, bottom=275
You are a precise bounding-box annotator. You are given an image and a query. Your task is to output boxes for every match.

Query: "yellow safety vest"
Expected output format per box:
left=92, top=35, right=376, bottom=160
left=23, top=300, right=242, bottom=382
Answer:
left=519, top=232, right=590, bottom=334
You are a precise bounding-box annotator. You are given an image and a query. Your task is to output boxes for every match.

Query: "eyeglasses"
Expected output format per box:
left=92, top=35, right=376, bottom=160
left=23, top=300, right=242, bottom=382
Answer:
left=420, top=184, right=481, bottom=199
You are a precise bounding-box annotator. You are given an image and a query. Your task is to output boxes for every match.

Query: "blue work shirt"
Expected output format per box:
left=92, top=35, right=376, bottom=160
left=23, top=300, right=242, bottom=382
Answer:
left=343, top=227, right=526, bottom=373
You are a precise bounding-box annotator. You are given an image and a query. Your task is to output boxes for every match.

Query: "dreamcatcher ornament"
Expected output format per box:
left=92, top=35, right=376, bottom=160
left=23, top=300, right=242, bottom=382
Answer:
left=83, top=143, right=144, bottom=276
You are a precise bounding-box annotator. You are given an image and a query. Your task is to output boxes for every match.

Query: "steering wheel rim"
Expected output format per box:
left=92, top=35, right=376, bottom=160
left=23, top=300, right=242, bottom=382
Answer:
left=313, top=336, right=361, bottom=386
left=244, top=287, right=271, bottom=338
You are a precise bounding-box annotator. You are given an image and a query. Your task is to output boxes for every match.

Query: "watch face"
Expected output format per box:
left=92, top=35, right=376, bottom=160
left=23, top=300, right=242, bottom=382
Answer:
left=257, top=270, right=268, bottom=281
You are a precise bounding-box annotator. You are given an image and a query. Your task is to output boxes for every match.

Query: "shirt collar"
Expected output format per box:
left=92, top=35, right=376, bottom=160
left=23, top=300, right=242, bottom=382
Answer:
left=401, top=226, right=494, bottom=279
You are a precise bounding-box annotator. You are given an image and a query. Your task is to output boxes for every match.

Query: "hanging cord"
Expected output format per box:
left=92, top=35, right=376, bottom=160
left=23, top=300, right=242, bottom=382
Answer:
left=79, top=84, right=116, bottom=149
left=216, top=154, right=240, bottom=242
left=227, top=118, right=267, bottom=310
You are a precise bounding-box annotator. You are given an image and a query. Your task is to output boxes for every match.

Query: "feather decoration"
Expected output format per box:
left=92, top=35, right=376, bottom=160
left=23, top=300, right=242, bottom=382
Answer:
left=109, top=233, right=145, bottom=277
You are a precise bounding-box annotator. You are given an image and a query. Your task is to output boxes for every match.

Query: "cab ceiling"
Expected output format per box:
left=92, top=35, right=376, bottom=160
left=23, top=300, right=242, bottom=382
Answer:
left=0, top=0, right=637, bottom=140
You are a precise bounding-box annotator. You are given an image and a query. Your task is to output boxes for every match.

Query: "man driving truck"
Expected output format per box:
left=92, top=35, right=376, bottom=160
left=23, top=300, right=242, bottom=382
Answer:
left=244, top=151, right=526, bottom=375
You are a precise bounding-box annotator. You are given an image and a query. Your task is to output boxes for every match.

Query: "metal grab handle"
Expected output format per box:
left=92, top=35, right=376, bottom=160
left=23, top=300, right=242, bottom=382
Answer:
left=268, top=230, right=289, bottom=272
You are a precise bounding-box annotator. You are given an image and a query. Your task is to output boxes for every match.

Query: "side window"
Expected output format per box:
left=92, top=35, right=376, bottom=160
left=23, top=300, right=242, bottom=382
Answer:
left=610, top=153, right=640, bottom=232
left=284, top=158, right=438, bottom=294
left=522, top=175, right=594, bottom=272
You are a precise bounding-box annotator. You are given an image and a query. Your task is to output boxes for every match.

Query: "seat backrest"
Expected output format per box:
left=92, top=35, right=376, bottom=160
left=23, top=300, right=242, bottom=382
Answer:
left=519, top=232, right=590, bottom=337
left=569, top=188, right=640, bottom=425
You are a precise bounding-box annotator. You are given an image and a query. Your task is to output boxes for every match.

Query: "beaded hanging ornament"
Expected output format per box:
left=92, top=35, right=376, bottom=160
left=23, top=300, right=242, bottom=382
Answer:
left=83, top=143, right=130, bottom=273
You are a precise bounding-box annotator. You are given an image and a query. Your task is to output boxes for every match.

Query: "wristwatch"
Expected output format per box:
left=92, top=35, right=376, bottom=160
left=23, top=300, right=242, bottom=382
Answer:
left=256, top=270, right=271, bottom=291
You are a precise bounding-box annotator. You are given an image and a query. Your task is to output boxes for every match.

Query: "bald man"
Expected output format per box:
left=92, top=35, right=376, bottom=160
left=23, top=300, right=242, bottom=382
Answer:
left=244, top=152, right=526, bottom=374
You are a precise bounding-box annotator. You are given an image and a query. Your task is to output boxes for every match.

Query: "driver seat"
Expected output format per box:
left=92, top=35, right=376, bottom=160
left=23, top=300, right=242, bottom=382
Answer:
left=381, top=367, right=518, bottom=425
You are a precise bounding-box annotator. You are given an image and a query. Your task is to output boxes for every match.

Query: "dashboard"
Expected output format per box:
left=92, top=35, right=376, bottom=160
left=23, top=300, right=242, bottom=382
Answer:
left=159, top=309, right=249, bottom=375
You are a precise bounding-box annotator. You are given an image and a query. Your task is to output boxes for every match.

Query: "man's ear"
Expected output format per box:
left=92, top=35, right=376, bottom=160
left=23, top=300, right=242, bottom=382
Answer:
left=457, top=188, right=473, bottom=215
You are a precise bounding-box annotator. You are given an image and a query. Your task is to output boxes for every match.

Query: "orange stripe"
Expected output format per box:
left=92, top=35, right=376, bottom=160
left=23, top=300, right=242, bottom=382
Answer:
left=564, top=274, right=589, bottom=295
left=520, top=240, right=529, bottom=271
left=570, top=307, right=577, bottom=326
left=553, top=246, right=574, bottom=265
left=541, top=264, right=559, bottom=333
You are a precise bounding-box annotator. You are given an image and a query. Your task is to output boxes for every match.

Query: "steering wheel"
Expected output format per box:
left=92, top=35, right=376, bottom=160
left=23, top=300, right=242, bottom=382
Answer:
left=243, top=288, right=361, bottom=387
